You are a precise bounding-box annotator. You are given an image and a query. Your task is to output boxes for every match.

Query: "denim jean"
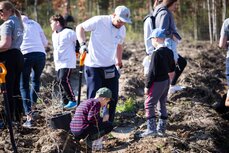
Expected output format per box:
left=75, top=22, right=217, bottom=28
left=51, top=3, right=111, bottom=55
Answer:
left=226, top=57, right=229, bottom=86
left=20, top=52, right=46, bottom=115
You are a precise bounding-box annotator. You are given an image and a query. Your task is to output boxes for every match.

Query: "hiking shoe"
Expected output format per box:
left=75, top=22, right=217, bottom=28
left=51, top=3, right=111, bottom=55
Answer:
left=157, top=130, right=166, bottom=137
left=139, top=130, right=157, bottom=138
left=168, top=85, right=185, bottom=94
left=157, top=119, right=167, bottom=137
left=225, top=96, right=229, bottom=107
left=92, top=137, right=103, bottom=151
left=31, top=111, right=39, bottom=119
left=92, top=144, right=103, bottom=151
left=22, top=120, right=33, bottom=128
left=64, top=101, right=77, bottom=109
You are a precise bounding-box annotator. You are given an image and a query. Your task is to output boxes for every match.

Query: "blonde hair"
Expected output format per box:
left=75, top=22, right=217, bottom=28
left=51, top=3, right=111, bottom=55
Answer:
left=0, top=1, right=24, bottom=30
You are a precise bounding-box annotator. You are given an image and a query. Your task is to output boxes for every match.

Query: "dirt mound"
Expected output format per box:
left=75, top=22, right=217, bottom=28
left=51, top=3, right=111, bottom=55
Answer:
left=1, top=41, right=229, bottom=152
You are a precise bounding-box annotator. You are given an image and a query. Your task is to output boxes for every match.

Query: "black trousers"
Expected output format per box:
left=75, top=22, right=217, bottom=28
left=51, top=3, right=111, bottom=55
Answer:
left=0, top=49, right=24, bottom=121
left=57, top=68, right=76, bottom=103
left=171, top=54, right=187, bottom=85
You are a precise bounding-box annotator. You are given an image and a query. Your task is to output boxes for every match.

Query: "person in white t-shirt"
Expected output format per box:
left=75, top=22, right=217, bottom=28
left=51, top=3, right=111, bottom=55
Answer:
left=20, top=15, right=48, bottom=128
left=76, top=5, right=132, bottom=123
left=50, top=14, right=77, bottom=109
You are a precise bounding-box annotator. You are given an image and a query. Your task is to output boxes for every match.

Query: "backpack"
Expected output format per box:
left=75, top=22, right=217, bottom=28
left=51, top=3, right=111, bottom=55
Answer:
left=143, top=8, right=166, bottom=30
left=143, top=13, right=156, bottom=29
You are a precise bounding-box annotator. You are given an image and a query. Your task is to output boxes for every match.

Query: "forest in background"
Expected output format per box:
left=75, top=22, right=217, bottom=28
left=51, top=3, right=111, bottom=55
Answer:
left=9, top=0, right=229, bottom=42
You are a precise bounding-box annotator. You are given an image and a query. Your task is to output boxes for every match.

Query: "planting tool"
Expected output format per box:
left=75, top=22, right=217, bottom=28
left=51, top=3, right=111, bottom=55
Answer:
left=77, top=52, right=87, bottom=105
left=0, top=63, right=18, bottom=153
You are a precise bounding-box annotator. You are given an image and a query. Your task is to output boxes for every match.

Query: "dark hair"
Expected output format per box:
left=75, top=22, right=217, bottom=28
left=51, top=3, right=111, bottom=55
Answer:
left=163, top=0, right=177, bottom=8
left=49, top=14, right=66, bottom=27
left=0, top=1, right=24, bottom=30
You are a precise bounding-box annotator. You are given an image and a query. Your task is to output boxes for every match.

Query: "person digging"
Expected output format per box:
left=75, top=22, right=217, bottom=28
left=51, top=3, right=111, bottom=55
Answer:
left=70, top=87, right=113, bottom=150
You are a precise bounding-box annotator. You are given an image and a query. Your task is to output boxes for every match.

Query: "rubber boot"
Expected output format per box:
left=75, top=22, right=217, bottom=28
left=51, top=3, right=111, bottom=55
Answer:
left=140, top=118, right=157, bottom=138
left=157, top=119, right=167, bottom=136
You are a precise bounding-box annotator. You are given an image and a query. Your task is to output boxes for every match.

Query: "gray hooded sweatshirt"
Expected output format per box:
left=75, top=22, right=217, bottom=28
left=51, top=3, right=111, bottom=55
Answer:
left=153, top=3, right=181, bottom=40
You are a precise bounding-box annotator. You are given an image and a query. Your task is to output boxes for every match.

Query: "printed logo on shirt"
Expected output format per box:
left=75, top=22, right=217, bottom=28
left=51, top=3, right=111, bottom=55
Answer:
left=17, top=28, right=23, bottom=36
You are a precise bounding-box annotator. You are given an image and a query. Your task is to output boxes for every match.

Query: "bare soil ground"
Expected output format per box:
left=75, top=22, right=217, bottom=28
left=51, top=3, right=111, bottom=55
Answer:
left=1, top=41, right=229, bottom=153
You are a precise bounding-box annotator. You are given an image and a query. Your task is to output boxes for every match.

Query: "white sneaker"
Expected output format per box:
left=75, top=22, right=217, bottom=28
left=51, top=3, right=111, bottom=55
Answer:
left=168, top=85, right=185, bottom=94
left=92, top=137, right=103, bottom=150
left=139, top=130, right=157, bottom=138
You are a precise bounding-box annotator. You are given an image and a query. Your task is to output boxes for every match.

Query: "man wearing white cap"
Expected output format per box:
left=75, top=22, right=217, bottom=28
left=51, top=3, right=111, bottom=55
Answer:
left=76, top=5, right=131, bottom=123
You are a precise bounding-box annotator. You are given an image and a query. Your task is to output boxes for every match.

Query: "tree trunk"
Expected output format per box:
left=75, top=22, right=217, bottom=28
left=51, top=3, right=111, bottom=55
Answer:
left=212, top=0, right=217, bottom=41
left=207, top=0, right=213, bottom=44
left=193, top=1, right=198, bottom=40
left=149, top=0, right=152, bottom=12
left=34, top=0, right=38, bottom=21
left=24, top=0, right=27, bottom=13
left=96, top=0, right=100, bottom=15
left=222, top=0, right=226, bottom=22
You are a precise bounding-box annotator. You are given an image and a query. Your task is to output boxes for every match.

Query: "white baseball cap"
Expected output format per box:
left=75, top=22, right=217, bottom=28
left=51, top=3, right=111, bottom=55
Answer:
left=115, top=6, right=132, bottom=24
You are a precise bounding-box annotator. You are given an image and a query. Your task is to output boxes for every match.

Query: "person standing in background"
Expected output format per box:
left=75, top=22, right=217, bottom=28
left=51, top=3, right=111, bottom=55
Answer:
left=219, top=18, right=229, bottom=107
left=20, top=15, right=48, bottom=128
left=144, top=0, right=163, bottom=55
left=76, top=5, right=132, bottom=123
left=142, top=0, right=163, bottom=77
left=152, top=0, right=187, bottom=94
left=50, top=14, right=77, bottom=109
left=0, top=1, right=24, bottom=123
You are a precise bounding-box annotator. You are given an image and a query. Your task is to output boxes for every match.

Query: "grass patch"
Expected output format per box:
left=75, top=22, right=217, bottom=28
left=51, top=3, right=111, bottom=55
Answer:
left=116, top=97, right=135, bottom=113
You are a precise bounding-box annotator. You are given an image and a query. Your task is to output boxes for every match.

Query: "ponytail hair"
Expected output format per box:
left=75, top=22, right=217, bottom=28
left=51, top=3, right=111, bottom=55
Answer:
left=163, top=0, right=177, bottom=8
left=14, top=9, right=24, bottom=31
left=0, top=1, right=24, bottom=30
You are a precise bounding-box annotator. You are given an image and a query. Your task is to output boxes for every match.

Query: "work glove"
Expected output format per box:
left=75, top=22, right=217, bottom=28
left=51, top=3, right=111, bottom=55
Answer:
left=79, top=43, right=88, bottom=54
left=79, top=44, right=88, bottom=54
left=116, top=66, right=121, bottom=76
left=144, top=87, right=149, bottom=95
left=116, top=62, right=122, bottom=76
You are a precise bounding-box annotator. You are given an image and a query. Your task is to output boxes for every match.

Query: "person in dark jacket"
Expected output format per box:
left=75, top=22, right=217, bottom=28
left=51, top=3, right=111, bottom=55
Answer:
left=140, top=28, right=175, bottom=138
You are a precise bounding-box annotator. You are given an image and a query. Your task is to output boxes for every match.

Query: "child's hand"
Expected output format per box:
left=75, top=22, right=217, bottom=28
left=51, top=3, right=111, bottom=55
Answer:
left=103, top=114, right=109, bottom=122
left=144, top=88, right=149, bottom=95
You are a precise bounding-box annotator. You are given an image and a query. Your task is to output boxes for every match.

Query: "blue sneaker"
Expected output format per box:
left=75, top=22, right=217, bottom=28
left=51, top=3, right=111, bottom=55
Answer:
left=64, top=101, right=77, bottom=109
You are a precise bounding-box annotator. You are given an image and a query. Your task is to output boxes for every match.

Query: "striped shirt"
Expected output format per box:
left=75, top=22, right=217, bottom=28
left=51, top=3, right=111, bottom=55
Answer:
left=70, top=98, right=102, bottom=132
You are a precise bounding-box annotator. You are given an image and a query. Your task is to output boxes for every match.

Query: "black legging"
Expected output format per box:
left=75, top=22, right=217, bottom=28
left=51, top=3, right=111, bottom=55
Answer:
left=0, top=49, right=24, bottom=121
left=171, top=54, right=187, bottom=85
